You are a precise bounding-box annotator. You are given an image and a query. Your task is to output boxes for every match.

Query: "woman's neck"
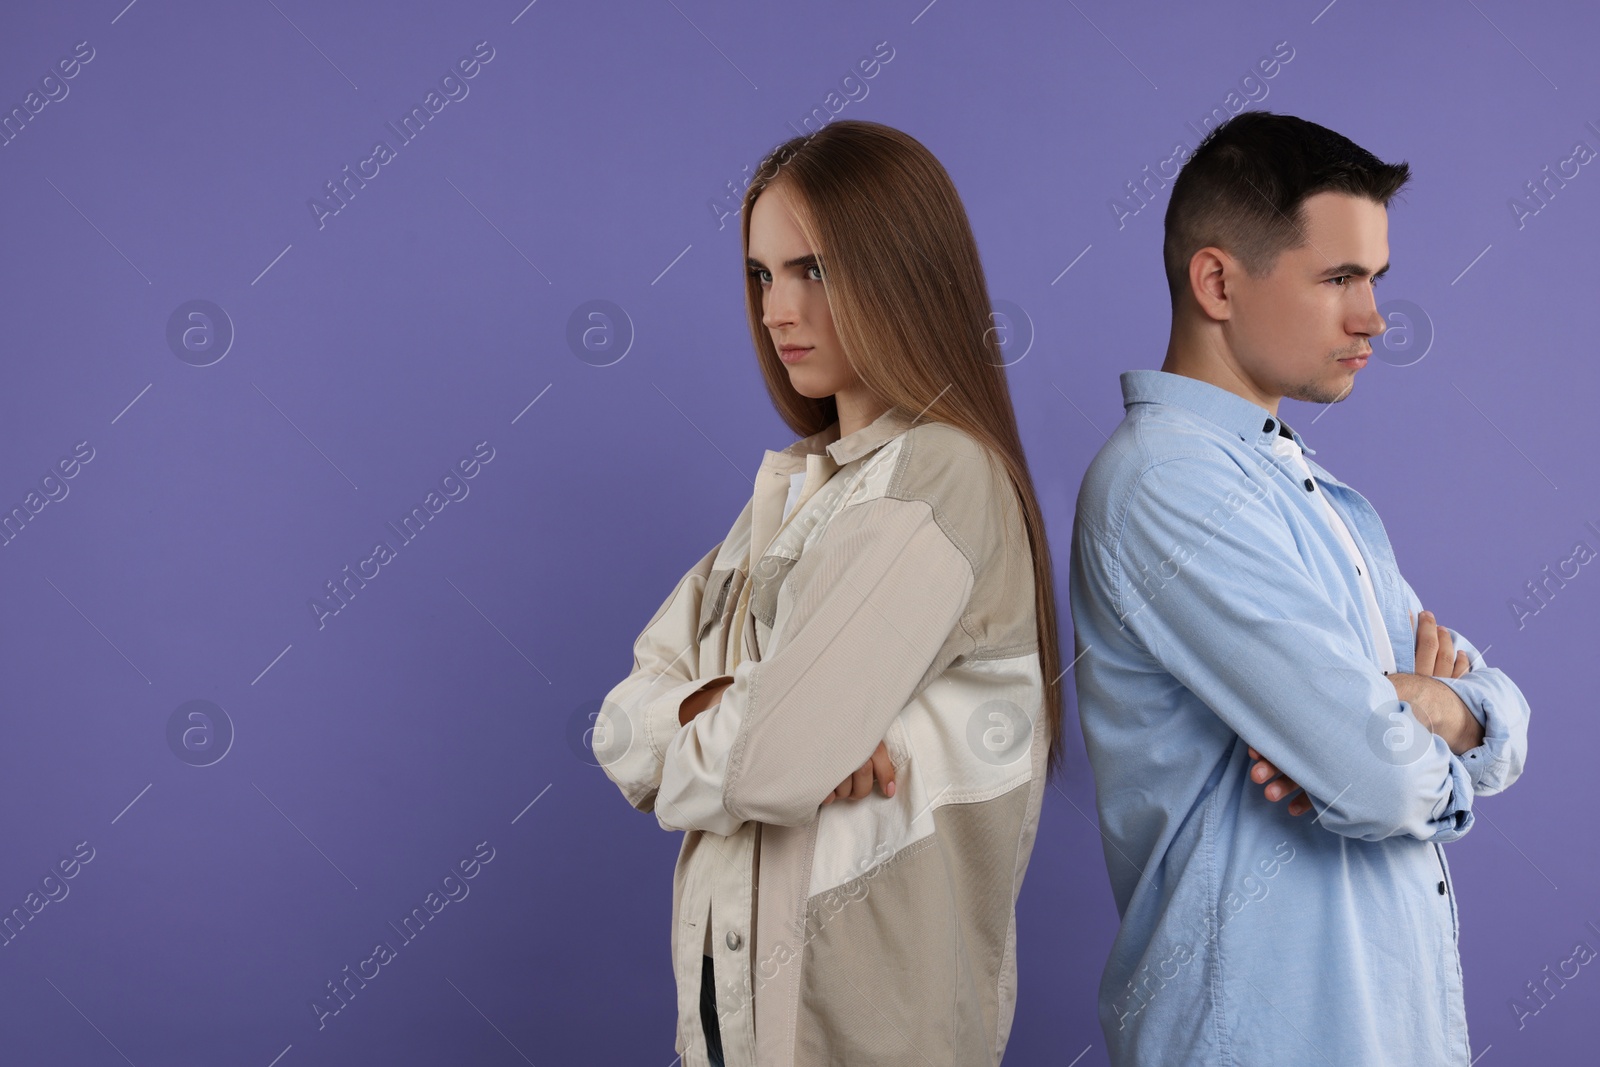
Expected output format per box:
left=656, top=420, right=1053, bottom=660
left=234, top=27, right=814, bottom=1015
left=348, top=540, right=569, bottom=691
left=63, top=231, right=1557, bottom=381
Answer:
left=835, top=387, right=889, bottom=438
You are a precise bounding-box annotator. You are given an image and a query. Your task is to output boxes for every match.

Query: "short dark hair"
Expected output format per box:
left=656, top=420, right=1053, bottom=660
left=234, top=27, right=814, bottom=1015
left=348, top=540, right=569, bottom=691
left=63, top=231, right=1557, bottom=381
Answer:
left=1162, top=111, right=1410, bottom=304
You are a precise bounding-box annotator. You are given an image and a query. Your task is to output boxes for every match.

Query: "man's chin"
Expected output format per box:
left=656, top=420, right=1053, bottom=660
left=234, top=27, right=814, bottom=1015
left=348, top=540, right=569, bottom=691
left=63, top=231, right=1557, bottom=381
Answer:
left=1287, top=379, right=1355, bottom=406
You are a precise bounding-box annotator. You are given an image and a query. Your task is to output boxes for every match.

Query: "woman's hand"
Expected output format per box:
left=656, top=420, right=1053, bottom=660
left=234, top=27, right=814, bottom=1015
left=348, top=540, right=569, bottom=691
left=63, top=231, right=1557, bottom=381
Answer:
left=822, top=740, right=896, bottom=804
left=679, top=681, right=896, bottom=806
left=677, top=678, right=733, bottom=726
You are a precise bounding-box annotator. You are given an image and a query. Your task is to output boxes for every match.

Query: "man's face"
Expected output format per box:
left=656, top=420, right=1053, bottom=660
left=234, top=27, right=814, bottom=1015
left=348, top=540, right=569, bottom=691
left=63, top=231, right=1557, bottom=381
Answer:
left=746, top=181, right=858, bottom=400
left=1225, top=191, right=1390, bottom=405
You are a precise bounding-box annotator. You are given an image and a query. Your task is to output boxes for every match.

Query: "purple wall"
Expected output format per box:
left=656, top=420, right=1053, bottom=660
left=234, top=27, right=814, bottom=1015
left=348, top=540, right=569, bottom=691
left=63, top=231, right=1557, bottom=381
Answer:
left=0, top=1, right=1592, bottom=1063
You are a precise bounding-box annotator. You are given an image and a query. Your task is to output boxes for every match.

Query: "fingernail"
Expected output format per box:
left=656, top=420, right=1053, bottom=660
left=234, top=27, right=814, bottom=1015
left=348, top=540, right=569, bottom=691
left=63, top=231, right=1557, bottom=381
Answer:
left=886, top=781, right=895, bottom=797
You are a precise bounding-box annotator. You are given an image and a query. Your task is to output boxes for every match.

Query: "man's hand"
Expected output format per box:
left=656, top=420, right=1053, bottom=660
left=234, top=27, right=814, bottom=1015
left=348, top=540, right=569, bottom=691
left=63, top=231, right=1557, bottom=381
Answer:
left=1386, top=608, right=1483, bottom=755
left=822, top=740, right=896, bottom=804
left=1387, top=673, right=1483, bottom=755
left=1410, top=609, right=1471, bottom=680
left=677, top=678, right=733, bottom=727
left=1246, top=607, right=1477, bottom=815
left=1248, top=745, right=1314, bottom=816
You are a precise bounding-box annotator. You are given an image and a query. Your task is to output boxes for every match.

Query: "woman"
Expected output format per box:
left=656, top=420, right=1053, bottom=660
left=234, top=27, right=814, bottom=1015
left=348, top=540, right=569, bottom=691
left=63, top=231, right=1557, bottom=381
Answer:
left=595, top=119, right=1064, bottom=1066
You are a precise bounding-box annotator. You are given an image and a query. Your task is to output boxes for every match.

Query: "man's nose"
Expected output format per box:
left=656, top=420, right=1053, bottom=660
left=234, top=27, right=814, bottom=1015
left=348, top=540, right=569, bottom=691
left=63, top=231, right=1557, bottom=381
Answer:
left=1359, top=286, right=1386, bottom=337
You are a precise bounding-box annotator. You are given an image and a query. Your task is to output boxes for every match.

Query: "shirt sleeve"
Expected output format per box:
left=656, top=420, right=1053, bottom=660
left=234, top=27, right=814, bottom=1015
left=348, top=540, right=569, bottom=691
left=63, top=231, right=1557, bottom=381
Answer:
left=595, top=541, right=734, bottom=814
left=1395, top=574, right=1530, bottom=796
left=655, top=492, right=974, bottom=834
left=1110, top=454, right=1476, bottom=844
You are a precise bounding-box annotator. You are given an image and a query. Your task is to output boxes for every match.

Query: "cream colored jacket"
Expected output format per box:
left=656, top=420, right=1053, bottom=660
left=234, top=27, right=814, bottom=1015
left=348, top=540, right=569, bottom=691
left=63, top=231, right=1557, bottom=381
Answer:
left=597, top=405, right=1047, bottom=1066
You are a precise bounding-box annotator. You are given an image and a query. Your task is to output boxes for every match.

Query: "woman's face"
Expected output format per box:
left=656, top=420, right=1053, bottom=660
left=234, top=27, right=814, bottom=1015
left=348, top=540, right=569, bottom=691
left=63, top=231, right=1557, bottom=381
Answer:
left=746, top=182, right=860, bottom=401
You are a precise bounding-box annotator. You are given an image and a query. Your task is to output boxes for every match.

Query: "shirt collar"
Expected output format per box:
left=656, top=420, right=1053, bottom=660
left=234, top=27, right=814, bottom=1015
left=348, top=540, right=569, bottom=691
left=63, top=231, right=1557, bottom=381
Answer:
left=816, top=404, right=920, bottom=465
left=1120, top=369, right=1317, bottom=456
left=780, top=421, right=842, bottom=462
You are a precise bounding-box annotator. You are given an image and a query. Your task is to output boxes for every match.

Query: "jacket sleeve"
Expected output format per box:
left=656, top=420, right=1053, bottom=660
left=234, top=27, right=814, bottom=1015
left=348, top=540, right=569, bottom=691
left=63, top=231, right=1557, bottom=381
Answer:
left=595, top=541, right=734, bottom=813
left=1396, top=574, right=1530, bottom=796
left=1111, top=454, right=1476, bottom=844
left=655, top=493, right=974, bottom=834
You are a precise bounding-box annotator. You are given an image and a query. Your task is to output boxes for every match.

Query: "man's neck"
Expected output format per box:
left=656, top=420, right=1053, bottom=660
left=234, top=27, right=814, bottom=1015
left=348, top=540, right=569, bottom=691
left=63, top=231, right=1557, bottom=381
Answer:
left=1163, top=326, right=1281, bottom=417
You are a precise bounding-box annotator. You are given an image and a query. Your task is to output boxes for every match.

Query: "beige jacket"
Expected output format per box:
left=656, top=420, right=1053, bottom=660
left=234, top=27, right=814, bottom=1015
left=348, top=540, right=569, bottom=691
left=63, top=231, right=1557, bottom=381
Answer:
left=597, top=405, right=1047, bottom=1065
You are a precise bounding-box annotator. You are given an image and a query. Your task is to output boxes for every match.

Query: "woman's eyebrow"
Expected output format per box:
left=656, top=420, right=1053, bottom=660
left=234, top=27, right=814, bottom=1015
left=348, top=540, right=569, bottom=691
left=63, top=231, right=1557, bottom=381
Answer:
left=745, top=253, right=821, bottom=270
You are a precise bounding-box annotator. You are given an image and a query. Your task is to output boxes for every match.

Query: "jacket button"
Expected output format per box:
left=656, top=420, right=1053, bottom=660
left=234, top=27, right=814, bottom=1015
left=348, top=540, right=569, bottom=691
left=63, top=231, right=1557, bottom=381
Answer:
left=1437, top=881, right=1447, bottom=895
left=726, top=930, right=743, bottom=951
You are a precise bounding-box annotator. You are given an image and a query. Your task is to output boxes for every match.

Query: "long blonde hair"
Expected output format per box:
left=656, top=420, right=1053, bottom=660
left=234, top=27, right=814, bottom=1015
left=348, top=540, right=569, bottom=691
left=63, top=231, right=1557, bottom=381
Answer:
left=738, top=119, right=1067, bottom=779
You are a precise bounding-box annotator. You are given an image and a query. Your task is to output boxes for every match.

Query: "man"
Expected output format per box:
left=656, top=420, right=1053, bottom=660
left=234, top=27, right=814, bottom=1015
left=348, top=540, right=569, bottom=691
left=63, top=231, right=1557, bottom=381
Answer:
left=1069, top=110, right=1530, bottom=1065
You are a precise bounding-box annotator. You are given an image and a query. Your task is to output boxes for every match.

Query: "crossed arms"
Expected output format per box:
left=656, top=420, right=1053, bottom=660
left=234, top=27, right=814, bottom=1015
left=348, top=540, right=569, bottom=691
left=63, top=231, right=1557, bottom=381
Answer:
left=1252, top=608, right=1486, bottom=816
left=597, top=493, right=972, bottom=834
left=1103, top=454, right=1529, bottom=842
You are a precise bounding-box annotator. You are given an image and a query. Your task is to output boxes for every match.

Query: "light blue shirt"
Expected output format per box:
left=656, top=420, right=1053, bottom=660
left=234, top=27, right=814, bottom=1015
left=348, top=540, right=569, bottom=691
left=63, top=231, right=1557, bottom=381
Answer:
left=1069, top=369, right=1531, bottom=1066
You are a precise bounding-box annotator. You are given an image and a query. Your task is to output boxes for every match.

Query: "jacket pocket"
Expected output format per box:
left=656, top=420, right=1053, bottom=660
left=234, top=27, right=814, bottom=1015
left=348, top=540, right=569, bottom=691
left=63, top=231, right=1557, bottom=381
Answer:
left=696, top=564, right=744, bottom=651
left=749, top=553, right=802, bottom=632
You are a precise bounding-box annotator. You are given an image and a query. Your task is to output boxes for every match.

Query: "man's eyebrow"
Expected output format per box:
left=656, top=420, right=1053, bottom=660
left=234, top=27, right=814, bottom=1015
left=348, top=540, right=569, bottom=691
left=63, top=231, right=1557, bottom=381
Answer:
left=745, top=253, right=821, bottom=270
left=1316, top=261, right=1390, bottom=279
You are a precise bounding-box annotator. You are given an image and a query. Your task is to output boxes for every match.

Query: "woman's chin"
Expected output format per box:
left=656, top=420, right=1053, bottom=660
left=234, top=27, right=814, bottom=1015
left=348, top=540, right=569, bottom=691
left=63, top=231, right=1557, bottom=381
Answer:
left=782, top=370, right=834, bottom=400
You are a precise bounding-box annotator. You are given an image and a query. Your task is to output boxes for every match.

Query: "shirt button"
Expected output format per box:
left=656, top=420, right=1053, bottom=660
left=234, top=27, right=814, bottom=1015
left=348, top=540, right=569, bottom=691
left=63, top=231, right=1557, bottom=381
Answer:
left=726, top=930, right=743, bottom=951
left=1303, top=478, right=1315, bottom=492
left=1263, top=418, right=1275, bottom=433
left=1436, top=881, right=1447, bottom=895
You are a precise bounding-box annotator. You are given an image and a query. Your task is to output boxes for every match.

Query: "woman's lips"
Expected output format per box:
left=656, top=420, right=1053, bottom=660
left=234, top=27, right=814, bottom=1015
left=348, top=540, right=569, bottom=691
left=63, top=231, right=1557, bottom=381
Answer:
left=779, top=347, right=812, bottom=364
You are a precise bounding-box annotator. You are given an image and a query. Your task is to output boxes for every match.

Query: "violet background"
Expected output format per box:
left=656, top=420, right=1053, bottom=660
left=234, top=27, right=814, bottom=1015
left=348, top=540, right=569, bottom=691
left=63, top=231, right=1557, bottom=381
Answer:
left=0, top=1, right=1593, bottom=1063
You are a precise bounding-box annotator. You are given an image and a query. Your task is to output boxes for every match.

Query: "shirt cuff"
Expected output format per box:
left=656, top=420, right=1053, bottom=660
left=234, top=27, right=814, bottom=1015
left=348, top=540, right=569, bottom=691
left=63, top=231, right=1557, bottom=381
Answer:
left=645, top=675, right=735, bottom=761
left=1426, top=747, right=1476, bottom=843
left=1434, top=675, right=1509, bottom=792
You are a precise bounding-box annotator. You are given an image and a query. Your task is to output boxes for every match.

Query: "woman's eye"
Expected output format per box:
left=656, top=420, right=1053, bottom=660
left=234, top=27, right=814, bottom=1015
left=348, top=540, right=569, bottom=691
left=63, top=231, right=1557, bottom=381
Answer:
left=808, top=264, right=825, bottom=281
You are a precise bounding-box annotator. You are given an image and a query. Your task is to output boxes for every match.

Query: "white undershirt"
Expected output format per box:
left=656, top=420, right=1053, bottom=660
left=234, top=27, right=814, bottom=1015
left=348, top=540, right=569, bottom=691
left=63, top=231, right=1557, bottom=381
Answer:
left=781, top=471, right=806, bottom=523
left=1271, top=433, right=1396, bottom=675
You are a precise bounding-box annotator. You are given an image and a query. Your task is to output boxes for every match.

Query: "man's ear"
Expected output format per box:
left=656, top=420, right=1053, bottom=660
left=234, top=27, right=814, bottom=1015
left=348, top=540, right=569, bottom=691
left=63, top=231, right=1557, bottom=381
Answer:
left=1187, top=246, right=1234, bottom=322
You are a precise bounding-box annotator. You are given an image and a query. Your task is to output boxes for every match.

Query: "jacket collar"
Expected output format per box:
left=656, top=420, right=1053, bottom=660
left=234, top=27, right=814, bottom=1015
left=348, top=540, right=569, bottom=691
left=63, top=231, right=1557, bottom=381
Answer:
left=749, top=405, right=916, bottom=566
left=776, top=404, right=920, bottom=466
left=1121, top=368, right=1317, bottom=456
left=823, top=404, right=920, bottom=465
